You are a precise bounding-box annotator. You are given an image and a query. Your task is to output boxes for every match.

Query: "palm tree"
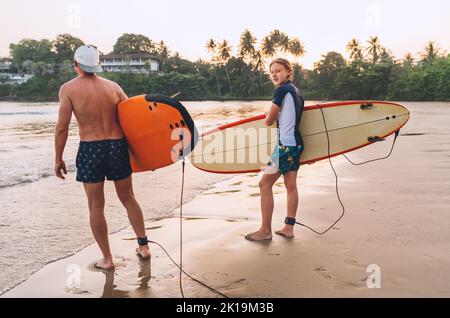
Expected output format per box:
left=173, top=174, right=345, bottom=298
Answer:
left=403, top=53, right=415, bottom=67
left=288, top=37, right=306, bottom=62
left=205, top=38, right=221, bottom=96
left=421, top=41, right=440, bottom=64
left=366, top=36, right=382, bottom=64
left=253, top=50, right=265, bottom=89
left=217, top=40, right=233, bottom=94
left=278, top=32, right=291, bottom=53
left=206, top=38, right=217, bottom=56
left=238, top=29, right=257, bottom=95
left=260, top=36, right=276, bottom=65
left=157, top=40, right=170, bottom=72
left=346, top=38, right=364, bottom=62
left=238, top=29, right=256, bottom=62
left=380, top=47, right=394, bottom=64
left=269, top=30, right=282, bottom=45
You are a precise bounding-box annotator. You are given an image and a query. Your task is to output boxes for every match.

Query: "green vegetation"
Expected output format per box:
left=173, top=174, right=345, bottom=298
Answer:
left=1, top=31, right=449, bottom=102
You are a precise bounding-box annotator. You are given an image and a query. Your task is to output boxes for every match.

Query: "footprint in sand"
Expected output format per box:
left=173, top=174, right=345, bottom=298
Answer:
left=202, top=272, right=249, bottom=292
left=343, top=281, right=367, bottom=289
left=203, top=189, right=241, bottom=195
left=341, top=259, right=372, bottom=289
left=314, top=266, right=333, bottom=280
left=65, top=287, right=91, bottom=295
left=220, top=278, right=249, bottom=292
left=145, top=225, right=163, bottom=230
left=344, top=259, right=367, bottom=269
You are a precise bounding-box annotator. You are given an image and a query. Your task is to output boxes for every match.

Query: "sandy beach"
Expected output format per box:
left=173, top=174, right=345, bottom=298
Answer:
left=2, top=102, right=450, bottom=298
left=2, top=103, right=450, bottom=297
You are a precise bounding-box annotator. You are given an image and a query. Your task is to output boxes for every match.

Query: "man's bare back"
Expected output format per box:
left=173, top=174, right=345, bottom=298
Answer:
left=60, top=74, right=128, bottom=141
left=54, top=46, right=151, bottom=268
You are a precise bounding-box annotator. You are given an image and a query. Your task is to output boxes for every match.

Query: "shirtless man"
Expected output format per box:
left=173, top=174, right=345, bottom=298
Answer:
left=54, top=45, right=150, bottom=270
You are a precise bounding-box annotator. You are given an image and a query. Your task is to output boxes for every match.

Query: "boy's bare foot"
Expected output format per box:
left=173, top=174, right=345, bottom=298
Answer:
left=94, top=258, right=115, bottom=270
left=244, top=230, right=272, bottom=242
left=275, top=226, right=295, bottom=239
left=136, top=245, right=151, bottom=259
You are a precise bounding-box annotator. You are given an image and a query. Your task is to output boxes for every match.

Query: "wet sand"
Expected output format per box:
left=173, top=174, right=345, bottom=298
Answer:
left=3, top=102, right=450, bottom=297
left=0, top=162, right=231, bottom=295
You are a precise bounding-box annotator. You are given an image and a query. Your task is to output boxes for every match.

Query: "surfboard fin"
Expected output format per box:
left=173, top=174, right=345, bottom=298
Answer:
left=361, top=103, right=374, bottom=110
left=368, top=136, right=385, bottom=143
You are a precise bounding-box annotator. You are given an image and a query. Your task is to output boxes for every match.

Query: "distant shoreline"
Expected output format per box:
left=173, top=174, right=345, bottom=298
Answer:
left=0, top=96, right=273, bottom=103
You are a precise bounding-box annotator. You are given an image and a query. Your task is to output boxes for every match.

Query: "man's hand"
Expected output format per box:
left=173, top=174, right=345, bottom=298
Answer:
left=55, top=160, right=67, bottom=180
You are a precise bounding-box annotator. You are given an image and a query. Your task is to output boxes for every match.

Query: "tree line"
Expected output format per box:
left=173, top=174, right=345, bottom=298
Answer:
left=0, top=31, right=449, bottom=101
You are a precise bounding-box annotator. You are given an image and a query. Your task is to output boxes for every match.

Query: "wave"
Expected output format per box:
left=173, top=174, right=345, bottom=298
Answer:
left=0, top=112, right=48, bottom=116
left=0, top=164, right=77, bottom=189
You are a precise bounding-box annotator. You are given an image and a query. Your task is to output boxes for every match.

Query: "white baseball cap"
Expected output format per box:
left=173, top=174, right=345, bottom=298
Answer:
left=74, top=45, right=103, bottom=73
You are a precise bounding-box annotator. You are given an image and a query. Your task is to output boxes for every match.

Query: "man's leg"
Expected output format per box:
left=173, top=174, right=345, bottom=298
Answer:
left=276, top=171, right=298, bottom=238
left=83, top=182, right=114, bottom=269
left=245, top=171, right=281, bottom=241
left=114, top=176, right=150, bottom=259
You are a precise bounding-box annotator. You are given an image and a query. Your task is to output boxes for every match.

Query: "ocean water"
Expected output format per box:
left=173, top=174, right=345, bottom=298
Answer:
left=0, top=100, right=270, bottom=189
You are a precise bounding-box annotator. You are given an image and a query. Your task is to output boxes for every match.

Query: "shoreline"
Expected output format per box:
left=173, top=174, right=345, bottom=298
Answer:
left=0, top=161, right=233, bottom=295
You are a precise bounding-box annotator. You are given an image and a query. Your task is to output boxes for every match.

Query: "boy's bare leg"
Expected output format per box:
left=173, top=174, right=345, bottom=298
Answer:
left=245, top=171, right=281, bottom=241
left=275, top=171, right=298, bottom=238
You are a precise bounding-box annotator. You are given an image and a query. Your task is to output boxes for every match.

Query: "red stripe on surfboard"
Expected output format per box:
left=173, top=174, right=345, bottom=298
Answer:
left=200, top=101, right=406, bottom=137
left=192, top=116, right=409, bottom=174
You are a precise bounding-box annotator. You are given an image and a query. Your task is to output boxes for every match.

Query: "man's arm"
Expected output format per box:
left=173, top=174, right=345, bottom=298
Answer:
left=54, top=84, right=73, bottom=180
left=265, top=104, right=280, bottom=126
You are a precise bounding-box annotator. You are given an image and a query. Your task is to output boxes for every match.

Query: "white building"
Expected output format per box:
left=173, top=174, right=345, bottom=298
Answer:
left=0, top=73, right=34, bottom=85
left=0, top=58, right=34, bottom=85
left=99, top=53, right=161, bottom=74
left=0, top=58, right=12, bottom=72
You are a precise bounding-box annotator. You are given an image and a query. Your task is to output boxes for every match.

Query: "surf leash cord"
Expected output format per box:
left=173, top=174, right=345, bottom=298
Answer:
left=145, top=137, right=228, bottom=298
left=343, top=130, right=400, bottom=165
left=295, top=107, right=400, bottom=235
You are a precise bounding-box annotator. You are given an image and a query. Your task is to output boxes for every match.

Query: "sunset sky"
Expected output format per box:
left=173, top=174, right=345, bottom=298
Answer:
left=1, top=0, right=449, bottom=68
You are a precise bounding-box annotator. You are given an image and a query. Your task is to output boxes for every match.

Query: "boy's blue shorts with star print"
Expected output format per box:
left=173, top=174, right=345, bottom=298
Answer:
left=76, top=138, right=132, bottom=183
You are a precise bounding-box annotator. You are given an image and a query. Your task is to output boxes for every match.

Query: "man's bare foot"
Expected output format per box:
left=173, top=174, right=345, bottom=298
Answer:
left=275, top=226, right=295, bottom=239
left=136, top=245, right=151, bottom=259
left=94, top=258, right=115, bottom=270
left=244, top=230, right=272, bottom=242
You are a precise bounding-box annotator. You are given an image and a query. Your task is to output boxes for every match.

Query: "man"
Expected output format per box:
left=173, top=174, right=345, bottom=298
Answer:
left=54, top=45, right=150, bottom=270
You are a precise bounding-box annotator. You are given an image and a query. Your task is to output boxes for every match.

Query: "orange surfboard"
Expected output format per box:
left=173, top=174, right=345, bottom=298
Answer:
left=118, top=94, right=198, bottom=172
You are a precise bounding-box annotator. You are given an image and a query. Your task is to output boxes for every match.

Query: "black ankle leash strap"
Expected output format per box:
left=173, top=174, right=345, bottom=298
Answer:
left=285, top=217, right=296, bottom=225
left=137, top=236, right=149, bottom=246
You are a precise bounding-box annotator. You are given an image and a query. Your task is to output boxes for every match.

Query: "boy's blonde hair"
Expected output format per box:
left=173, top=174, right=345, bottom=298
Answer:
left=269, top=58, right=293, bottom=80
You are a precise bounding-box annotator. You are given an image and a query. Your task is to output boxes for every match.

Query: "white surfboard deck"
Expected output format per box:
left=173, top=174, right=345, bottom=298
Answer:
left=189, top=101, right=410, bottom=174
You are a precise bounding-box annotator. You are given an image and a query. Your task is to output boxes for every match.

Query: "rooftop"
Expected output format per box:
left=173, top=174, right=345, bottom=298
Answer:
left=100, top=53, right=160, bottom=60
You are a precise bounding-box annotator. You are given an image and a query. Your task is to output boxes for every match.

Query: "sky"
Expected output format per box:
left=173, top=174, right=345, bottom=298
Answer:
left=1, top=0, right=449, bottom=69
